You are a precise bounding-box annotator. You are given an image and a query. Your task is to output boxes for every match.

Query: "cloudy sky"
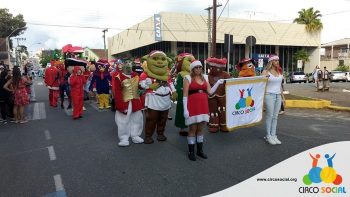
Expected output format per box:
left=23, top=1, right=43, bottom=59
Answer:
left=2, top=0, right=350, bottom=53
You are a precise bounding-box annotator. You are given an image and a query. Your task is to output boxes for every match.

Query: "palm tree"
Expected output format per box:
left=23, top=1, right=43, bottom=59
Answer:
left=294, top=7, right=323, bottom=33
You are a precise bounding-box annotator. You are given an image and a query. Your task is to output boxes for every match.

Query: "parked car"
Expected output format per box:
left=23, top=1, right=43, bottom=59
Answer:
left=330, top=71, right=347, bottom=82
left=289, top=71, right=307, bottom=83
left=345, top=72, right=350, bottom=82
left=306, top=73, right=314, bottom=83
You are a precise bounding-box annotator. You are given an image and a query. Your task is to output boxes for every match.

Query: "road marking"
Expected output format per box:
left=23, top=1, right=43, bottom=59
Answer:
left=47, top=146, right=56, bottom=161
left=32, top=102, right=46, bottom=120
left=37, top=82, right=44, bottom=85
left=54, top=174, right=64, bottom=191
left=44, top=130, right=51, bottom=140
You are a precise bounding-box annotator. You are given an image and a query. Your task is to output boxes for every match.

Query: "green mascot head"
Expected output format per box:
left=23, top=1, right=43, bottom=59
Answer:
left=142, top=50, right=172, bottom=81
left=175, top=53, right=195, bottom=77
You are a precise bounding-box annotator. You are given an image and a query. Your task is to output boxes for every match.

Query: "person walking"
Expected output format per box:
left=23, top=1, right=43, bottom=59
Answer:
left=262, top=55, right=285, bottom=145
left=183, top=60, right=223, bottom=161
left=3, top=67, right=30, bottom=123
left=69, top=67, right=86, bottom=120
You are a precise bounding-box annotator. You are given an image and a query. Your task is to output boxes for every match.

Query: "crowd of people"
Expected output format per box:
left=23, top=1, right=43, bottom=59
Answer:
left=1, top=52, right=287, bottom=161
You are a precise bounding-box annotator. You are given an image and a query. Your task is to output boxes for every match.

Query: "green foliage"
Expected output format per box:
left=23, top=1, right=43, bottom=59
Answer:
left=294, top=7, right=323, bottom=33
left=0, top=8, right=27, bottom=38
left=39, top=49, right=62, bottom=67
left=334, top=65, right=349, bottom=72
left=230, top=69, right=239, bottom=78
left=293, top=49, right=309, bottom=69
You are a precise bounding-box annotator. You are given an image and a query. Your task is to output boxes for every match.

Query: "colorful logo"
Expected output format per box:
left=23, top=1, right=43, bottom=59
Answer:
left=303, top=153, right=343, bottom=185
left=235, top=88, right=255, bottom=110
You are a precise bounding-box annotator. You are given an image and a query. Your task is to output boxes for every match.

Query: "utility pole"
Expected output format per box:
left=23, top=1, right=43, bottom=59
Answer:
left=14, top=37, right=26, bottom=67
left=102, top=29, right=108, bottom=58
left=211, top=0, right=222, bottom=57
left=204, top=7, right=212, bottom=58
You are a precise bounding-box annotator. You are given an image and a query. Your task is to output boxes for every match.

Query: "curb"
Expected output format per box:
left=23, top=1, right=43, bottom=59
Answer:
left=327, top=105, right=350, bottom=112
left=286, top=99, right=331, bottom=109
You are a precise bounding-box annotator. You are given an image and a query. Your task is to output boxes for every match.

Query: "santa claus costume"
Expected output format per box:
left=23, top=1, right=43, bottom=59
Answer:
left=69, top=67, right=86, bottom=119
left=44, top=60, right=60, bottom=107
left=114, top=62, right=144, bottom=146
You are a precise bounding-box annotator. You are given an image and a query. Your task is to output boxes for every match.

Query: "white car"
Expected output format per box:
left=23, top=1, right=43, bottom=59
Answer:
left=330, top=71, right=347, bottom=82
left=345, top=72, right=350, bottom=82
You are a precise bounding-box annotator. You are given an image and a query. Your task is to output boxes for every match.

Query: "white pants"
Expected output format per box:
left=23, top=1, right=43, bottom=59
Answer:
left=115, top=102, right=143, bottom=142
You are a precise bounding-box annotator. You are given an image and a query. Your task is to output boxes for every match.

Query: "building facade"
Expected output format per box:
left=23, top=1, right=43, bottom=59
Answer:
left=108, top=12, right=321, bottom=73
left=321, top=38, right=350, bottom=71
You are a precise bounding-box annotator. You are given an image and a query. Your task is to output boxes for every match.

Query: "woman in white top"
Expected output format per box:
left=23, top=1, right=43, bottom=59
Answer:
left=261, top=55, right=286, bottom=145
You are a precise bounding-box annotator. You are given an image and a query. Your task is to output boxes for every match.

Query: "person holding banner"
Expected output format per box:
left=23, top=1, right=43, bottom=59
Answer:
left=183, top=60, right=224, bottom=161
left=262, top=55, right=285, bottom=145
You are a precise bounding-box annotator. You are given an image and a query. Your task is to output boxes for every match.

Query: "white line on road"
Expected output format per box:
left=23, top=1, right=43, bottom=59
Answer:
left=32, top=102, right=46, bottom=120
left=54, top=174, right=64, bottom=191
left=44, top=130, right=51, bottom=140
left=47, top=146, right=56, bottom=161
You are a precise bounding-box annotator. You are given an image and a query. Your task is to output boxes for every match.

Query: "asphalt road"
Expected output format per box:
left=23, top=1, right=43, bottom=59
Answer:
left=0, top=79, right=349, bottom=197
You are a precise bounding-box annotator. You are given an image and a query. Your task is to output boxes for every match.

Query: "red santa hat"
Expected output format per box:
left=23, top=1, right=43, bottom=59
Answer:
left=149, top=50, right=166, bottom=57
left=190, top=60, right=202, bottom=71
left=206, top=57, right=227, bottom=68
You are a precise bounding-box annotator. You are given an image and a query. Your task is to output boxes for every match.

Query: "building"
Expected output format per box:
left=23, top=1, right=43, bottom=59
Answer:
left=108, top=12, right=321, bottom=73
left=0, top=38, right=10, bottom=65
left=84, top=48, right=108, bottom=62
left=321, top=38, right=350, bottom=71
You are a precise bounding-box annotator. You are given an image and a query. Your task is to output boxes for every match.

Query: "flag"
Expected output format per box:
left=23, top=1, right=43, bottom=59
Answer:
left=225, top=76, right=268, bottom=131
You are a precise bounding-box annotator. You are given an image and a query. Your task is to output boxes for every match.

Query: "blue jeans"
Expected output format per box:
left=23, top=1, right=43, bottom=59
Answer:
left=264, top=93, right=281, bottom=138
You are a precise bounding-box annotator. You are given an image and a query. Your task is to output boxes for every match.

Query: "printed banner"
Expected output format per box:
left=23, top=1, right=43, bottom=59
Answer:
left=225, top=76, right=267, bottom=130
left=154, top=14, right=162, bottom=41
left=205, top=141, right=350, bottom=197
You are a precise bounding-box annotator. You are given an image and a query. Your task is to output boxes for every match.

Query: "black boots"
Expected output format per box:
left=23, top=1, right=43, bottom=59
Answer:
left=188, top=144, right=196, bottom=161
left=196, top=142, right=208, bottom=159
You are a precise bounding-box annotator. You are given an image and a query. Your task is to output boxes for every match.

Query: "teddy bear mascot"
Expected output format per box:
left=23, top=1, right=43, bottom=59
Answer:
left=114, top=61, right=144, bottom=146
left=89, top=59, right=111, bottom=109
left=207, top=57, right=231, bottom=133
left=139, top=50, right=176, bottom=144
left=236, top=58, right=256, bottom=78
left=174, top=53, right=195, bottom=136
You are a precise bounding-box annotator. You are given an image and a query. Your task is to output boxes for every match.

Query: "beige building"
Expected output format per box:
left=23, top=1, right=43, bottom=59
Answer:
left=108, top=12, right=321, bottom=73
left=84, top=48, right=108, bottom=62
left=321, top=38, right=350, bottom=71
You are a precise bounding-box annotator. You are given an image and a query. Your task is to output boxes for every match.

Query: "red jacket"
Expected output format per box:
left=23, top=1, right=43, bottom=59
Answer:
left=44, top=66, right=60, bottom=90
left=114, top=72, right=143, bottom=113
left=70, top=67, right=86, bottom=97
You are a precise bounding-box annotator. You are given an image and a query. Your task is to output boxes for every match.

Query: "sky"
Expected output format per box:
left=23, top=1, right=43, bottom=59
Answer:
left=2, top=0, right=350, bottom=54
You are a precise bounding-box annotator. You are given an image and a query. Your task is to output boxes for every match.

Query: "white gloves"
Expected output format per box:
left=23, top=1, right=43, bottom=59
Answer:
left=209, top=79, right=224, bottom=95
left=183, top=97, right=189, bottom=119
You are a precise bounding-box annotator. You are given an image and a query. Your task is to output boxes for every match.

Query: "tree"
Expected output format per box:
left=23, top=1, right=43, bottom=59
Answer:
left=0, top=8, right=27, bottom=49
left=293, top=49, right=309, bottom=70
left=293, top=7, right=323, bottom=33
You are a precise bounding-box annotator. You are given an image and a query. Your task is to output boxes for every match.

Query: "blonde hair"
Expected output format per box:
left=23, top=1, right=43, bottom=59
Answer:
left=190, top=69, right=205, bottom=81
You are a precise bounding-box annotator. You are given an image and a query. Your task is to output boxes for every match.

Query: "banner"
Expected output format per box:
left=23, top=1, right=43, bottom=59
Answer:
left=225, top=76, right=268, bottom=130
left=154, top=14, right=162, bottom=41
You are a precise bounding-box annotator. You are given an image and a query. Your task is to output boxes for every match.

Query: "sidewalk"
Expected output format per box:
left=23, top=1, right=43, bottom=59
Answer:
left=284, top=83, right=350, bottom=110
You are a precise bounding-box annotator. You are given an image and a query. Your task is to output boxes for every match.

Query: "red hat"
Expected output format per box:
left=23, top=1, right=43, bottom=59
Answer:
left=268, top=54, right=279, bottom=62
left=206, top=57, right=227, bottom=68
left=236, top=58, right=253, bottom=70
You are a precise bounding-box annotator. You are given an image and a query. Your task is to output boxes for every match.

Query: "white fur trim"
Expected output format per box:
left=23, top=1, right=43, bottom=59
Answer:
left=149, top=51, right=166, bottom=57
left=190, top=60, right=202, bottom=71
left=185, top=114, right=209, bottom=125
left=207, top=62, right=226, bottom=68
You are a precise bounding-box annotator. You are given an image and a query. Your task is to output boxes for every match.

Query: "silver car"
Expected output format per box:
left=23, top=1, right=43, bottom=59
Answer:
left=289, top=71, right=307, bottom=83
left=330, top=71, right=347, bottom=82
